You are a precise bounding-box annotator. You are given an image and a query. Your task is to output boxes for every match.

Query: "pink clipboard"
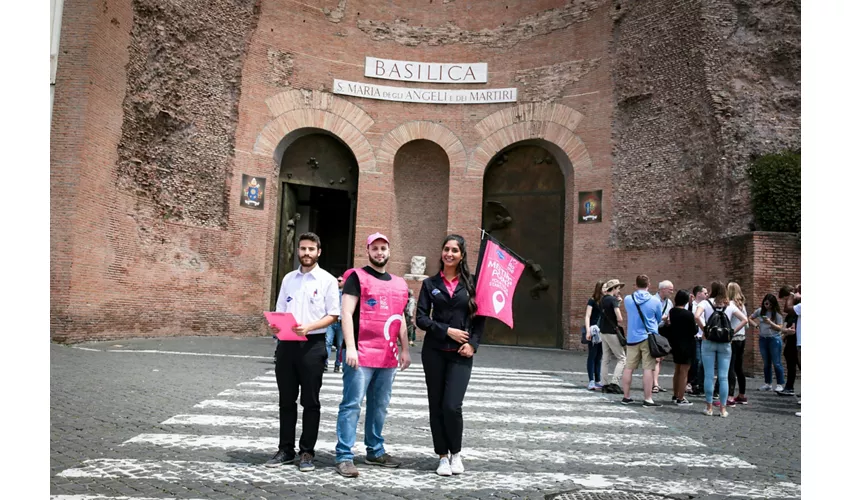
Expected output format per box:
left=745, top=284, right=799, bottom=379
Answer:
left=264, top=312, right=307, bottom=342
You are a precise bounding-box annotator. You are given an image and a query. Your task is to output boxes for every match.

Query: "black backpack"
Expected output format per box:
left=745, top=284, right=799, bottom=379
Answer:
left=704, top=302, right=733, bottom=343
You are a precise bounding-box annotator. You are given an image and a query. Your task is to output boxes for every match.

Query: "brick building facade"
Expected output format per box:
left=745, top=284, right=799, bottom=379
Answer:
left=51, top=0, right=800, bottom=373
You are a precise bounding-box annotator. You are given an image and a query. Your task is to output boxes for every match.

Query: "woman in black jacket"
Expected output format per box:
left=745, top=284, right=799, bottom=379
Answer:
left=416, top=234, right=485, bottom=477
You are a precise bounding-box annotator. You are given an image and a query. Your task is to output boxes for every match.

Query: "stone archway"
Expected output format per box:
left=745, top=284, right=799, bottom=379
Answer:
left=469, top=103, right=593, bottom=349
left=252, top=90, right=377, bottom=307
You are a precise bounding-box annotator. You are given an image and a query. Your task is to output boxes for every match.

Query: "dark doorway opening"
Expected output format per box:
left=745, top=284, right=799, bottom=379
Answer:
left=481, top=143, right=565, bottom=348
left=271, top=132, right=358, bottom=309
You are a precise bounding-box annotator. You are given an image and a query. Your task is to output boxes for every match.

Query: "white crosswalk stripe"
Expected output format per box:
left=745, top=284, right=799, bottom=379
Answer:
left=123, top=434, right=753, bottom=468
left=55, top=361, right=798, bottom=498
left=194, top=397, right=634, bottom=413
left=57, top=460, right=799, bottom=498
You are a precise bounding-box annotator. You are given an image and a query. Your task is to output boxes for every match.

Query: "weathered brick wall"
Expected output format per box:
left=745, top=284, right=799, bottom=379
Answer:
left=51, top=0, right=799, bottom=347
left=609, top=0, right=800, bottom=248
left=392, top=140, right=450, bottom=277
left=747, top=232, right=801, bottom=379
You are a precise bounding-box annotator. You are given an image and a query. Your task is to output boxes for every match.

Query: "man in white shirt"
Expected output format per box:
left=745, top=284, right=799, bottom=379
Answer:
left=652, top=280, right=675, bottom=394
left=265, top=232, right=340, bottom=472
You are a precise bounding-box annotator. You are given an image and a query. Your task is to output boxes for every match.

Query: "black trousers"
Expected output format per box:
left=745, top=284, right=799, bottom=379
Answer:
left=728, top=340, right=746, bottom=395
left=275, top=334, right=327, bottom=456
left=422, top=347, right=473, bottom=455
left=784, top=335, right=799, bottom=391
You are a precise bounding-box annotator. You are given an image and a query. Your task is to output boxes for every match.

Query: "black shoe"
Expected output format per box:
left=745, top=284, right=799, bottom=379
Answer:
left=642, top=400, right=662, bottom=407
left=671, top=395, right=677, bottom=402
left=621, top=397, right=635, bottom=405
left=324, top=365, right=328, bottom=372
left=778, top=389, right=795, bottom=396
left=264, top=450, right=296, bottom=468
left=334, top=365, right=341, bottom=373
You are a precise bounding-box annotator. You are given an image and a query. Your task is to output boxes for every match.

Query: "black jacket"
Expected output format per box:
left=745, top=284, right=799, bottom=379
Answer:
left=416, top=273, right=485, bottom=352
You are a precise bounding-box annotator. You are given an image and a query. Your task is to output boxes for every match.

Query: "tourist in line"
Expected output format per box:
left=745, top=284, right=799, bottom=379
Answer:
left=324, top=274, right=346, bottom=373
left=335, top=233, right=412, bottom=478
left=749, top=293, right=786, bottom=392
left=666, top=290, right=697, bottom=406
left=265, top=232, right=340, bottom=472
left=621, top=274, right=663, bottom=407
left=782, top=285, right=802, bottom=416
left=599, top=279, right=627, bottom=394
left=583, top=280, right=606, bottom=390
left=686, top=285, right=708, bottom=397
left=723, top=282, right=749, bottom=406
left=405, top=288, right=417, bottom=347
left=652, top=280, right=675, bottom=394
left=779, top=306, right=799, bottom=397
left=695, top=282, right=746, bottom=417
left=416, top=234, right=486, bottom=476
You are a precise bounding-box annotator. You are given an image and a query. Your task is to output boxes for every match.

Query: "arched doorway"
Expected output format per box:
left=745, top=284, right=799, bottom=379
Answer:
left=271, top=130, right=359, bottom=308
left=481, top=142, right=566, bottom=347
left=393, top=140, right=450, bottom=276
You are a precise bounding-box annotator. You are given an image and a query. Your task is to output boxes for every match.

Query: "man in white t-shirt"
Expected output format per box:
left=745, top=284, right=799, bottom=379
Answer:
left=652, top=280, right=675, bottom=395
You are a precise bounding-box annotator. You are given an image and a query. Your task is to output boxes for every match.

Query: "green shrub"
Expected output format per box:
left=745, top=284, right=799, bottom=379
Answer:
left=747, top=151, right=801, bottom=233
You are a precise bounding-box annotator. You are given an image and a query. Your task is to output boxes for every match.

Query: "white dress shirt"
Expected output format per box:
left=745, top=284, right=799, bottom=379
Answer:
left=275, top=264, right=340, bottom=335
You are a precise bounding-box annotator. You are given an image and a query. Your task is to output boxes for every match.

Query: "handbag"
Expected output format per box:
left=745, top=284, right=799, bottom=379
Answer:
left=632, top=294, right=672, bottom=358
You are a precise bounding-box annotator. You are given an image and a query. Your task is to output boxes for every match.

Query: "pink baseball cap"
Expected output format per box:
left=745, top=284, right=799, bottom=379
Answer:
left=366, top=232, right=390, bottom=247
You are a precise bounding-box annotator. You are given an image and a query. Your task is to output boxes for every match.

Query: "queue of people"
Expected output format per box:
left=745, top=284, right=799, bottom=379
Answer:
left=583, top=275, right=802, bottom=417
left=266, top=231, right=483, bottom=477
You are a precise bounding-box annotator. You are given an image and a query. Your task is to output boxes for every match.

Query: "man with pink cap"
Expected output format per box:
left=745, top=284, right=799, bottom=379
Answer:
left=334, top=232, right=412, bottom=478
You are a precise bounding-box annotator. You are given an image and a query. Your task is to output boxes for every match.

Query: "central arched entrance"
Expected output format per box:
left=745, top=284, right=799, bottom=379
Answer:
left=271, top=130, right=359, bottom=308
left=481, top=142, right=566, bottom=347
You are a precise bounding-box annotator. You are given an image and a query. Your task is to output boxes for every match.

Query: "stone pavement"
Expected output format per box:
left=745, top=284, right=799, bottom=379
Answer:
left=51, top=337, right=801, bottom=499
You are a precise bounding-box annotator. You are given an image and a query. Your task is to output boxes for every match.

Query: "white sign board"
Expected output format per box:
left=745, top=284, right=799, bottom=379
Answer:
left=365, top=57, right=487, bottom=84
left=333, top=79, right=517, bottom=105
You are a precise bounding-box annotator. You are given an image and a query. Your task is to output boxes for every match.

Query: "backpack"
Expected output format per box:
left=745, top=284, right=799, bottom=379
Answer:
left=704, top=302, right=733, bottom=343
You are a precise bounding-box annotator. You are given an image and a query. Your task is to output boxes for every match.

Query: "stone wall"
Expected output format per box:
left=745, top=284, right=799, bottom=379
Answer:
left=609, top=0, right=800, bottom=249
left=50, top=0, right=800, bottom=345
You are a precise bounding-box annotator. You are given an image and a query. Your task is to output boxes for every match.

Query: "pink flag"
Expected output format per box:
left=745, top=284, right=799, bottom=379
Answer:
left=475, top=236, right=526, bottom=328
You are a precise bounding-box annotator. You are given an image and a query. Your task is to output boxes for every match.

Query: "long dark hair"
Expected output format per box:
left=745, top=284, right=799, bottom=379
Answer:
left=440, top=234, right=477, bottom=318
left=760, top=293, right=781, bottom=322
left=709, top=281, right=728, bottom=306
left=591, top=280, right=604, bottom=306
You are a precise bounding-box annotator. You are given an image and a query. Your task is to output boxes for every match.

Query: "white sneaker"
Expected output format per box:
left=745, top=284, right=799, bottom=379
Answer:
left=774, top=385, right=784, bottom=392
left=758, top=384, right=772, bottom=391
left=436, top=457, right=452, bottom=476
left=795, top=411, right=801, bottom=417
left=450, top=454, right=464, bottom=475
left=587, top=382, right=596, bottom=390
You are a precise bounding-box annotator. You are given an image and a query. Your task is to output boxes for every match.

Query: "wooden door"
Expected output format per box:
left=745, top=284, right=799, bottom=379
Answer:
left=481, top=144, right=565, bottom=347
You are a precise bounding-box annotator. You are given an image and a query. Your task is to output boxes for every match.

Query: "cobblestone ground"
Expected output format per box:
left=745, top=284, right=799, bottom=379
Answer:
left=51, top=337, right=801, bottom=499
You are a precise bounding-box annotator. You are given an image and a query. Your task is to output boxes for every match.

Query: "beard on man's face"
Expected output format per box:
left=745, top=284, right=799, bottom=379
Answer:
left=299, top=254, right=316, bottom=266
left=368, top=254, right=388, bottom=268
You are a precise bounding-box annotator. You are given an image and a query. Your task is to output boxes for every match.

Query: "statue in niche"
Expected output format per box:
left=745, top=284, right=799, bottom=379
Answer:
left=410, top=256, right=427, bottom=276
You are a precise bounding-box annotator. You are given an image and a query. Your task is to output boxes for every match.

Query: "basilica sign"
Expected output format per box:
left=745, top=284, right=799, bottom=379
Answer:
left=332, top=56, right=516, bottom=105
left=364, top=57, right=487, bottom=84
left=333, top=79, right=517, bottom=104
